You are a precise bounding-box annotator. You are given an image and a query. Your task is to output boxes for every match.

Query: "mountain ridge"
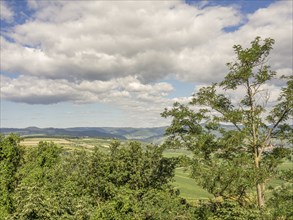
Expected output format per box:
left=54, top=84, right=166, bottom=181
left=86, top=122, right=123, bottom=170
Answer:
left=0, top=126, right=168, bottom=143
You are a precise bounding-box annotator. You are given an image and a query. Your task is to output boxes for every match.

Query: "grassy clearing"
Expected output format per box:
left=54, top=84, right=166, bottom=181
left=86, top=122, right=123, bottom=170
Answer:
left=21, top=136, right=134, bottom=152
left=278, top=160, right=293, bottom=170
left=173, top=167, right=212, bottom=201
left=21, top=138, right=71, bottom=146
left=163, top=149, right=192, bottom=158
left=21, top=137, right=111, bottom=152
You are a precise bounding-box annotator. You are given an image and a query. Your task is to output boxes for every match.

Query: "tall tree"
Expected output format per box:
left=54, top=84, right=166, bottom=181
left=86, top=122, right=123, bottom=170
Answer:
left=0, top=134, right=23, bottom=218
left=162, top=37, right=292, bottom=209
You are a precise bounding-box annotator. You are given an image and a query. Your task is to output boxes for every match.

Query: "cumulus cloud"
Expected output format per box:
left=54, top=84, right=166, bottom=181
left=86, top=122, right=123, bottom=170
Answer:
left=0, top=0, right=292, bottom=127
left=0, top=1, right=14, bottom=22
left=0, top=75, right=173, bottom=105
left=234, top=1, right=292, bottom=74
left=2, top=1, right=244, bottom=83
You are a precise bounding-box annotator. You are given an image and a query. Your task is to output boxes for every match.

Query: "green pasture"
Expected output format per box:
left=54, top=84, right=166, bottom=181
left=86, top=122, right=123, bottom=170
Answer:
left=278, top=160, right=293, bottom=170
left=163, top=149, right=192, bottom=158
left=21, top=137, right=118, bottom=152
left=173, top=167, right=212, bottom=201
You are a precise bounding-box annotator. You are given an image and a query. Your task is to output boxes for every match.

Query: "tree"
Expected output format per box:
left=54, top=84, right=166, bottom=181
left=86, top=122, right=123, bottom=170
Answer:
left=0, top=134, right=23, bottom=218
left=92, top=141, right=185, bottom=219
left=8, top=140, right=184, bottom=219
left=162, top=37, right=292, bottom=209
left=106, top=141, right=177, bottom=191
left=11, top=141, right=64, bottom=219
left=265, top=167, right=293, bottom=219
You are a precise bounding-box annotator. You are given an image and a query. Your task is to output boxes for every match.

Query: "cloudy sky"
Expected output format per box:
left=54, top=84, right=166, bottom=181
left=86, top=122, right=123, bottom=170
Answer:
left=0, top=0, right=292, bottom=128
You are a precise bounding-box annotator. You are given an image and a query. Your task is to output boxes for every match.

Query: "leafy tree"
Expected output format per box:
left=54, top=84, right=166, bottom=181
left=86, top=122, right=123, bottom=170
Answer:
left=91, top=141, right=185, bottom=219
left=6, top=140, right=185, bottom=219
left=0, top=134, right=23, bottom=218
left=162, top=37, right=292, bottom=210
left=10, top=142, right=99, bottom=219
left=266, top=169, right=293, bottom=219
left=10, top=141, right=64, bottom=219
left=93, top=187, right=194, bottom=220
left=107, top=141, right=177, bottom=191
left=194, top=199, right=262, bottom=220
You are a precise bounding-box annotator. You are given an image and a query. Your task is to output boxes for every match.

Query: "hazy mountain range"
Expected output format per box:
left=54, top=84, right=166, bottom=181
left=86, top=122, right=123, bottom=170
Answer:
left=0, top=126, right=168, bottom=143
left=2, top=124, right=288, bottom=144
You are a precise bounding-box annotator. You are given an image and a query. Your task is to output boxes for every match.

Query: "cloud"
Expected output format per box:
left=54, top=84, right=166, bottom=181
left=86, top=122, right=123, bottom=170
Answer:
left=1, top=1, right=243, bottom=84
left=0, top=1, right=14, bottom=22
left=234, top=1, right=293, bottom=75
left=1, top=0, right=292, bottom=117
left=0, top=75, right=173, bottom=105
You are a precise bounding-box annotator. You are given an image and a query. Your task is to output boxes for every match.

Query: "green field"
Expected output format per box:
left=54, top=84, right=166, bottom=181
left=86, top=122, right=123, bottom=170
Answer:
left=163, top=149, right=192, bottom=158
left=21, top=137, right=122, bottom=152
left=173, top=167, right=212, bottom=201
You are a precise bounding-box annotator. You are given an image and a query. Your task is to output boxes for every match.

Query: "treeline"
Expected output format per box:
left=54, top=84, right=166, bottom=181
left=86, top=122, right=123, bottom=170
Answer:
left=1, top=134, right=292, bottom=220
left=0, top=134, right=185, bottom=219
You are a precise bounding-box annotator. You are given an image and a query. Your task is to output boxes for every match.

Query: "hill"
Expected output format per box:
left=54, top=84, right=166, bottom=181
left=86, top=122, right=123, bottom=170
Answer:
left=0, top=126, right=167, bottom=143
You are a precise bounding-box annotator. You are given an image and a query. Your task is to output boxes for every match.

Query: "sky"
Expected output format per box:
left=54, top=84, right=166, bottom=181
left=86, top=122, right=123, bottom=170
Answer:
left=0, top=0, right=292, bottom=128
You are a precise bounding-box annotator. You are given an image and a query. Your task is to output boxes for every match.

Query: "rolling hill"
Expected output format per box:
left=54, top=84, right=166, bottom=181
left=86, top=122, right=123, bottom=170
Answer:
left=0, top=126, right=167, bottom=143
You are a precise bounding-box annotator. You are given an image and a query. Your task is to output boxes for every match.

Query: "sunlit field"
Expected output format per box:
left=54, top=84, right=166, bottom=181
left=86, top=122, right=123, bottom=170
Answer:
left=21, top=137, right=116, bottom=151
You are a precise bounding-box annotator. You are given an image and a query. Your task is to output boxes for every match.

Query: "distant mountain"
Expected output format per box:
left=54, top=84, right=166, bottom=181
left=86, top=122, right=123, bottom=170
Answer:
left=0, top=126, right=168, bottom=143
left=4, top=124, right=283, bottom=144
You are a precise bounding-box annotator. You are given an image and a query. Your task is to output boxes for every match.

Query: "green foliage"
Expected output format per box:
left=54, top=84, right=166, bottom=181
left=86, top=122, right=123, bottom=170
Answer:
left=162, top=36, right=292, bottom=212
left=9, top=141, right=78, bottom=219
left=267, top=183, right=293, bottom=219
left=0, top=134, right=23, bottom=219
left=107, top=141, right=177, bottom=191
left=194, top=199, right=262, bottom=220
left=93, top=188, right=194, bottom=220
left=1, top=138, right=197, bottom=219
left=266, top=169, right=293, bottom=219
left=191, top=154, right=256, bottom=204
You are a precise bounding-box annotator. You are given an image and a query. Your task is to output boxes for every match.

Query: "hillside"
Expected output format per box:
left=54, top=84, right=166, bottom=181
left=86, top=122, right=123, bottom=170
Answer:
left=0, top=126, right=167, bottom=143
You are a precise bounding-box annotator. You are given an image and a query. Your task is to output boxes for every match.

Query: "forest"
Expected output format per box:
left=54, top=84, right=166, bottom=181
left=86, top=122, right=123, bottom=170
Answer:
left=1, top=37, right=292, bottom=219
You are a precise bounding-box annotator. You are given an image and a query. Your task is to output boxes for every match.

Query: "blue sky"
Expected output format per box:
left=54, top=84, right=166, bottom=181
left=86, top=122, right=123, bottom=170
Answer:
left=1, top=0, right=292, bottom=128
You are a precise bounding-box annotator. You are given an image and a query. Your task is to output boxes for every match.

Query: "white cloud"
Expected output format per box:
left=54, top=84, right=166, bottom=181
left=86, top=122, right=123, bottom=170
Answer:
left=1, top=0, right=292, bottom=127
left=0, top=1, right=14, bottom=22
left=234, top=1, right=293, bottom=75
left=0, top=75, right=173, bottom=105
left=2, top=1, right=243, bottom=84
left=2, top=1, right=290, bottom=86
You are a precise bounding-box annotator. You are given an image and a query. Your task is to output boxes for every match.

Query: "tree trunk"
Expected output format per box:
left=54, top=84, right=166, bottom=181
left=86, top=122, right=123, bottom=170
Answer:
left=248, top=81, right=266, bottom=208
left=256, top=183, right=265, bottom=208
left=255, top=156, right=265, bottom=208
